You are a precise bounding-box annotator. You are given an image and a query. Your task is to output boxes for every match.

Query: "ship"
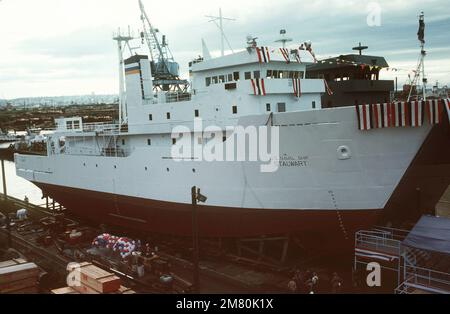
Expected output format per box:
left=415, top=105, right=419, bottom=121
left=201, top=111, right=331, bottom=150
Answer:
left=14, top=3, right=450, bottom=248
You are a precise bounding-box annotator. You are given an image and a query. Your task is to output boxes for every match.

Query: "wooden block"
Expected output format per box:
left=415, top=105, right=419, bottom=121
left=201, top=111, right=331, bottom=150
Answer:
left=71, top=264, right=121, bottom=293
left=0, top=277, right=37, bottom=293
left=72, top=283, right=100, bottom=294
left=51, top=287, right=80, bottom=294
left=115, top=285, right=136, bottom=294
left=0, top=263, right=40, bottom=284
left=0, top=258, right=27, bottom=269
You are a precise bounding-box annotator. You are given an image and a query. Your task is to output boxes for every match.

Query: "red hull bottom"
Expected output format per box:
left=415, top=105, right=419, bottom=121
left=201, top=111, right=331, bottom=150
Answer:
left=35, top=182, right=380, bottom=246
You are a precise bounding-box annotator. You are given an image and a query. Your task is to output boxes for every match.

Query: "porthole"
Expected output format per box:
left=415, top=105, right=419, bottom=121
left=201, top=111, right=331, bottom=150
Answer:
left=337, top=145, right=351, bottom=160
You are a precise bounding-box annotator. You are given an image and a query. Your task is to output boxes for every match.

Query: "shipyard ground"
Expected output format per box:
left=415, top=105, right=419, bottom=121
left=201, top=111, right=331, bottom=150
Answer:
left=0, top=193, right=372, bottom=294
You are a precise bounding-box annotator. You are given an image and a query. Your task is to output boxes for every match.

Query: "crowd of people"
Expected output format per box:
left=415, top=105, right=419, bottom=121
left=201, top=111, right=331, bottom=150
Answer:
left=287, top=268, right=344, bottom=294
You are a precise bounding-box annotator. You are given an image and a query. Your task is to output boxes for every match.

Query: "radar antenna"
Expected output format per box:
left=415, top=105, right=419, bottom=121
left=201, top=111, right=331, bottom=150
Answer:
left=206, top=8, right=235, bottom=57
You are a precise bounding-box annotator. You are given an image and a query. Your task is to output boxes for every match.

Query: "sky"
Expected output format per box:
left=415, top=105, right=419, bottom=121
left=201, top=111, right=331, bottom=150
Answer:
left=0, top=0, right=449, bottom=99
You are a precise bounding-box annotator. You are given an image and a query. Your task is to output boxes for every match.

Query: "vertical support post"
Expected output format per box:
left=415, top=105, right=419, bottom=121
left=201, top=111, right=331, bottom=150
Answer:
left=191, top=186, right=200, bottom=293
left=219, top=8, right=224, bottom=57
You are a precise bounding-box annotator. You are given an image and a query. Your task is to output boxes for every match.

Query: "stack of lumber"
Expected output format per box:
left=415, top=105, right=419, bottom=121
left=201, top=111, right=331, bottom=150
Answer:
left=51, top=262, right=135, bottom=294
left=0, top=258, right=40, bottom=294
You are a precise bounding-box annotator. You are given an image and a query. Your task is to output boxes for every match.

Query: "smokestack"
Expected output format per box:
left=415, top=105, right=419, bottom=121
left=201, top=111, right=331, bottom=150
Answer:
left=124, top=55, right=153, bottom=106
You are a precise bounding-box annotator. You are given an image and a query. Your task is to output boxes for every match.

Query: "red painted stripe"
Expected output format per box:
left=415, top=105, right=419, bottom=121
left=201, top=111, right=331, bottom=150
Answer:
left=404, top=102, right=409, bottom=126
left=373, top=104, right=379, bottom=128
left=390, top=102, right=396, bottom=127
left=266, top=47, right=271, bottom=62
left=256, top=48, right=262, bottom=63
left=414, top=101, right=419, bottom=127
left=362, top=104, right=368, bottom=130
left=261, top=79, right=266, bottom=96
left=437, top=100, right=443, bottom=123
left=292, top=78, right=297, bottom=96
left=250, top=79, right=256, bottom=95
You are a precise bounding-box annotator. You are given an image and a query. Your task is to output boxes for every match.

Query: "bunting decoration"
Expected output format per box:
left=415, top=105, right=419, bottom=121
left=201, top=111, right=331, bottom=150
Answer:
left=445, top=99, right=450, bottom=123
left=256, top=46, right=271, bottom=63
left=355, top=99, right=450, bottom=131
left=279, top=48, right=290, bottom=63
left=324, top=80, right=334, bottom=96
left=294, top=49, right=301, bottom=63
left=292, top=78, right=301, bottom=98
left=356, top=104, right=372, bottom=130
left=410, top=100, right=424, bottom=127
left=250, top=78, right=266, bottom=96
left=426, top=99, right=443, bottom=124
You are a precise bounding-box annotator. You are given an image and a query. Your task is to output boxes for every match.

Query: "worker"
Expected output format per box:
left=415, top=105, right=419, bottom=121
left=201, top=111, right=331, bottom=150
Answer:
left=287, top=278, right=297, bottom=293
left=331, top=272, right=343, bottom=294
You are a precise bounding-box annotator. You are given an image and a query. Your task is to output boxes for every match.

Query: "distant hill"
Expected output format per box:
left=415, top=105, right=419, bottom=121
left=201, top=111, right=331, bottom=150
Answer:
left=6, top=94, right=119, bottom=107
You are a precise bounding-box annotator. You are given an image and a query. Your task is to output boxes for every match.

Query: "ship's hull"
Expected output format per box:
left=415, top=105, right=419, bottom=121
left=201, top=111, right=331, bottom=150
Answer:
left=34, top=181, right=380, bottom=245
left=15, top=107, right=450, bottom=247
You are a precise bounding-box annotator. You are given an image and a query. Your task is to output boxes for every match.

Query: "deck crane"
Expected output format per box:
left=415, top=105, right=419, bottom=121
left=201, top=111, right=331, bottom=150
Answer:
left=138, top=0, right=188, bottom=92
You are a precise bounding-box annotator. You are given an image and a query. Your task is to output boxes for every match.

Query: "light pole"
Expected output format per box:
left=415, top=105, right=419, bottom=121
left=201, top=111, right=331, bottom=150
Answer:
left=191, top=186, right=207, bottom=294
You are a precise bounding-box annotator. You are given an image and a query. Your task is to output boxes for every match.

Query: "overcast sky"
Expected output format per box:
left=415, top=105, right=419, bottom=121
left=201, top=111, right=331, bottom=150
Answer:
left=0, top=0, right=449, bottom=99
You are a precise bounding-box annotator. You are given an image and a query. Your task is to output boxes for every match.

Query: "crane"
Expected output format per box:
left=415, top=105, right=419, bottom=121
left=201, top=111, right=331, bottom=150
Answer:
left=138, top=0, right=188, bottom=92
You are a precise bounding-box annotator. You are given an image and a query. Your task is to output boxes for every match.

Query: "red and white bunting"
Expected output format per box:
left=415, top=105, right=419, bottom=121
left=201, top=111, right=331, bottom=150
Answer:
left=382, top=103, right=391, bottom=128
left=390, top=102, right=409, bottom=127
left=426, top=99, right=443, bottom=124
left=356, top=104, right=372, bottom=130
left=445, top=99, right=450, bottom=123
left=256, top=47, right=271, bottom=63
left=324, top=80, right=333, bottom=96
left=410, top=100, right=424, bottom=127
left=371, top=104, right=383, bottom=129
left=279, top=48, right=290, bottom=63
left=250, top=78, right=266, bottom=96
left=292, top=78, right=301, bottom=98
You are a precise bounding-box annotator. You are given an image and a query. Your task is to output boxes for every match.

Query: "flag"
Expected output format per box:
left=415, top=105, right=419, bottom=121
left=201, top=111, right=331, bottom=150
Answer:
left=256, top=47, right=271, bottom=63
left=417, top=15, right=425, bottom=44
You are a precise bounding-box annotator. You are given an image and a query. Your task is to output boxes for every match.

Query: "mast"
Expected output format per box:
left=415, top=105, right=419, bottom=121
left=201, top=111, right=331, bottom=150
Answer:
left=408, top=12, right=427, bottom=102
left=113, top=28, right=134, bottom=126
left=206, top=8, right=235, bottom=57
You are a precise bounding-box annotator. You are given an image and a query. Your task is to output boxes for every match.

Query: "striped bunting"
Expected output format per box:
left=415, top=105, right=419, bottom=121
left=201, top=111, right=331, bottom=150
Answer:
left=445, top=99, right=450, bottom=123
left=356, top=104, right=372, bottom=130
left=250, top=79, right=266, bottom=96
left=279, top=48, right=290, bottom=63
left=410, top=100, right=424, bottom=127
left=426, top=99, right=443, bottom=124
left=292, top=78, right=301, bottom=98
left=256, top=47, right=271, bottom=63
left=390, top=102, right=410, bottom=127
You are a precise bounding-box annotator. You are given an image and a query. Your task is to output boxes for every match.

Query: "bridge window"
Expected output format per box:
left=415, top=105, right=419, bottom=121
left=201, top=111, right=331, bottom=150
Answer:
left=253, top=71, right=260, bottom=79
left=227, top=74, right=233, bottom=82
left=219, top=75, right=225, bottom=83
left=212, top=76, right=218, bottom=84
left=244, top=72, right=251, bottom=80
left=205, top=77, right=211, bottom=87
left=277, top=103, right=286, bottom=113
left=233, top=72, right=240, bottom=81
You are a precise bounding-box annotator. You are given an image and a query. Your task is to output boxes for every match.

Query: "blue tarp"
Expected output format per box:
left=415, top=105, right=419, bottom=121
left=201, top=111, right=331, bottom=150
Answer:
left=402, top=215, right=450, bottom=254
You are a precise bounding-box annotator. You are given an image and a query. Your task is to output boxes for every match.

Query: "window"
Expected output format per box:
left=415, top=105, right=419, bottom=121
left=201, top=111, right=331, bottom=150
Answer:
left=253, top=71, right=260, bottom=79
left=172, top=138, right=176, bottom=145
left=266, top=103, right=271, bottom=112
left=74, top=121, right=80, bottom=129
left=273, top=70, right=279, bottom=78
left=233, top=72, right=240, bottom=81
left=277, top=103, right=286, bottom=113
left=312, top=101, right=316, bottom=109
left=227, top=74, right=233, bottom=82
left=232, top=106, right=238, bottom=114
left=212, top=76, right=218, bottom=84
left=289, top=71, right=294, bottom=79
left=244, top=72, right=251, bottom=80
left=166, top=112, right=171, bottom=119
left=122, top=139, right=125, bottom=145
left=205, top=77, right=211, bottom=86
left=266, top=70, right=272, bottom=78
left=219, top=75, right=225, bottom=83
left=66, top=121, right=73, bottom=130
left=195, top=109, right=199, bottom=117
left=149, top=114, right=153, bottom=121
left=147, top=139, right=152, bottom=146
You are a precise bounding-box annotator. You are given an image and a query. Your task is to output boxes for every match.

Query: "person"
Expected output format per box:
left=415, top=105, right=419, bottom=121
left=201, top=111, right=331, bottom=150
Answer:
left=306, top=272, right=319, bottom=294
left=331, top=272, right=343, bottom=294
left=287, top=278, right=297, bottom=293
